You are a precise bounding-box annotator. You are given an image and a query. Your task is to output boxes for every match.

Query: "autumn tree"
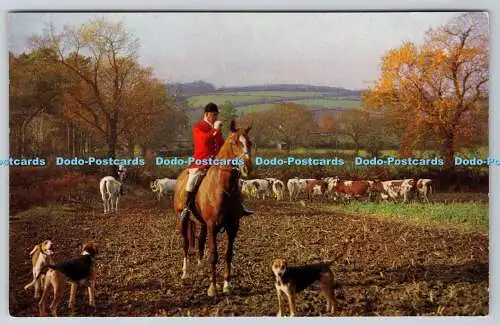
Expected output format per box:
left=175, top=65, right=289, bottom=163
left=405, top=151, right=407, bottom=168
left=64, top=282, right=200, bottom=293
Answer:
left=238, top=110, right=275, bottom=156
left=314, top=112, right=339, bottom=148
left=145, top=98, right=190, bottom=155
left=338, top=109, right=368, bottom=156
left=362, top=12, right=488, bottom=169
left=9, top=49, right=67, bottom=156
left=360, top=114, right=396, bottom=157
left=268, top=103, right=315, bottom=150
left=31, top=17, right=178, bottom=158
left=219, top=101, right=238, bottom=137
left=112, top=65, right=182, bottom=155
left=317, top=112, right=338, bottom=134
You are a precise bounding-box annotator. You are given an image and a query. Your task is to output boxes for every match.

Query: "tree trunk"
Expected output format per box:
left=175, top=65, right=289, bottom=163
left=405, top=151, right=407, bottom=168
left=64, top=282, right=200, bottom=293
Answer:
left=72, top=125, right=76, bottom=156
left=354, top=141, right=360, bottom=157
left=76, top=130, right=80, bottom=156
left=84, top=133, right=88, bottom=155
left=10, top=128, right=18, bottom=157
left=443, top=134, right=455, bottom=170
left=20, top=121, right=27, bottom=157
left=80, top=131, right=85, bottom=156
left=36, top=114, right=43, bottom=156
left=66, top=123, right=70, bottom=155
left=108, top=118, right=118, bottom=158
left=127, top=137, right=134, bottom=156
left=88, top=134, right=93, bottom=154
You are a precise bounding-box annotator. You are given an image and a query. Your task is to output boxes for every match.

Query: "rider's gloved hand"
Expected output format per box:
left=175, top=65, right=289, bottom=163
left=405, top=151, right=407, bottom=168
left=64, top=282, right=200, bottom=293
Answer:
left=214, top=120, right=223, bottom=130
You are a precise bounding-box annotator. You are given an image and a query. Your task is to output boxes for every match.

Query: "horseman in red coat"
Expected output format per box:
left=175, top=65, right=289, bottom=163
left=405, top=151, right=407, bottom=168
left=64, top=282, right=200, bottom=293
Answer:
left=180, top=102, right=253, bottom=220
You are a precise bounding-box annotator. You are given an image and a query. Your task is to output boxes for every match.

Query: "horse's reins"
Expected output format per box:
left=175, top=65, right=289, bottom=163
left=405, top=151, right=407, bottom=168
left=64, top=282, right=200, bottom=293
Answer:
left=209, top=137, right=250, bottom=233
left=215, top=140, right=248, bottom=197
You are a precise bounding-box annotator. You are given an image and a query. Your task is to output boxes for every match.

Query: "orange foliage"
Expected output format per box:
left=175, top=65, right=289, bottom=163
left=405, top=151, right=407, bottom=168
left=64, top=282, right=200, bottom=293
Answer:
left=317, top=113, right=338, bottom=132
left=362, top=13, right=488, bottom=168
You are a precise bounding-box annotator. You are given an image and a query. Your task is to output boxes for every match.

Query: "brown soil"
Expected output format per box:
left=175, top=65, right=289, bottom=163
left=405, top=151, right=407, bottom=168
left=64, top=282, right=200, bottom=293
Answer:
left=9, top=194, right=488, bottom=317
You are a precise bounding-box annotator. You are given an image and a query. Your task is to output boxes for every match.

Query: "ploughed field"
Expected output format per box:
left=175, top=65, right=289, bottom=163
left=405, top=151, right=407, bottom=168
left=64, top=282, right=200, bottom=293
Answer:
left=9, top=193, right=488, bottom=316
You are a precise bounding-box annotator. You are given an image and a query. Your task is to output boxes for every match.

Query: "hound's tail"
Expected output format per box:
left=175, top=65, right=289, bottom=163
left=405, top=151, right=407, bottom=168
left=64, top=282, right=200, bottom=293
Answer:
left=325, top=252, right=345, bottom=266
left=34, top=264, right=57, bottom=281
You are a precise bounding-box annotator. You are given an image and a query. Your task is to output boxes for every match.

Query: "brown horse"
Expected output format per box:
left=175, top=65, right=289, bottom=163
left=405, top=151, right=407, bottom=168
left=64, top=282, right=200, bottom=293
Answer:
left=173, top=120, right=253, bottom=296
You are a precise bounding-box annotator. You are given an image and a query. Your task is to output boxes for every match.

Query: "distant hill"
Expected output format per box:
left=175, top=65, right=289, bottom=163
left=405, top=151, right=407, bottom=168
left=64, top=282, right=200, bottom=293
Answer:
left=167, top=81, right=365, bottom=124
left=166, top=81, right=363, bottom=98
left=217, top=84, right=362, bottom=97
left=167, top=81, right=216, bottom=96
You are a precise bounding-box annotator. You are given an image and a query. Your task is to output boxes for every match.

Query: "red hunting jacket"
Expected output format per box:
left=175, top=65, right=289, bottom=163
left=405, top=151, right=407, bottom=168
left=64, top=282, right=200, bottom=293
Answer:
left=188, top=120, right=224, bottom=169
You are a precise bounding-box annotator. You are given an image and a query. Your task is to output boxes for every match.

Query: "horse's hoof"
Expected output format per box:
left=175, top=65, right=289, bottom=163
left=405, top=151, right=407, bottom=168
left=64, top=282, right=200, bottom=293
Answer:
left=223, top=281, right=232, bottom=293
left=207, top=284, right=217, bottom=297
left=181, top=273, right=188, bottom=280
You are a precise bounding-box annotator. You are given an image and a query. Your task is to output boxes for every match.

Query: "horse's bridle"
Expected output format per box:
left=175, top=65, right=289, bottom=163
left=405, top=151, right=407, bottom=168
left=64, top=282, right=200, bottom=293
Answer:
left=216, top=137, right=250, bottom=173
left=216, top=137, right=250, bottom=197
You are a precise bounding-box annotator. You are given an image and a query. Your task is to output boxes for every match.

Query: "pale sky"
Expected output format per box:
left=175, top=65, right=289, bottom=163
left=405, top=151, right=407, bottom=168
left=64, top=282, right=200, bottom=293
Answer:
left=7, top=12, right=468, bottom=90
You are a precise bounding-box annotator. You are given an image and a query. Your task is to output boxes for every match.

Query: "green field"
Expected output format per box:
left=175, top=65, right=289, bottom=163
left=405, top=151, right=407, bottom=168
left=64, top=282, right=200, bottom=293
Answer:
left=258, top=148, right=433, bottom=157
left=235, top=98, right=361, bottom=113
left=213, top=91, right=322, bottom=97
left=325, top=201, right=488, bottom=230
left=186, top=90, right=363, bottom=111
left=187, top=91, right=327, bottom=108
left=235, top=103, right=276, bottom=114
left=290, top=98, right=361, bottom=108
left=260, top=147, right=489, bottom=158
left=188, top=94, right=263, bottom=107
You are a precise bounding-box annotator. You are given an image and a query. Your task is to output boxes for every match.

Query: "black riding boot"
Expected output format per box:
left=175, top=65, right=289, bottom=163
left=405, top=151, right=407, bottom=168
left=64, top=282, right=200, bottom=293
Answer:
left=180, top=191, right=196, bottom=220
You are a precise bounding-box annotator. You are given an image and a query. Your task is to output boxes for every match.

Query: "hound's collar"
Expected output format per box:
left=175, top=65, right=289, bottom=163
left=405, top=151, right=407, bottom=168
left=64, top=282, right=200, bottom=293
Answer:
left=40, top=247, right=54, bottom=256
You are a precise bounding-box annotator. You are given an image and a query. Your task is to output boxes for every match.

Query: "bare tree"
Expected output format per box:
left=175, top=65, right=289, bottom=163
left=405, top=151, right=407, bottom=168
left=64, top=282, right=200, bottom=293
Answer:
left=31, top=17, right=163, bottom=158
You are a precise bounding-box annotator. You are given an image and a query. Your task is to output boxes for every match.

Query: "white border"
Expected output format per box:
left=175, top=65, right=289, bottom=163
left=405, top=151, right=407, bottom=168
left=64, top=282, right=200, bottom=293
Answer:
left=1, top=1, right=497, bottom=325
